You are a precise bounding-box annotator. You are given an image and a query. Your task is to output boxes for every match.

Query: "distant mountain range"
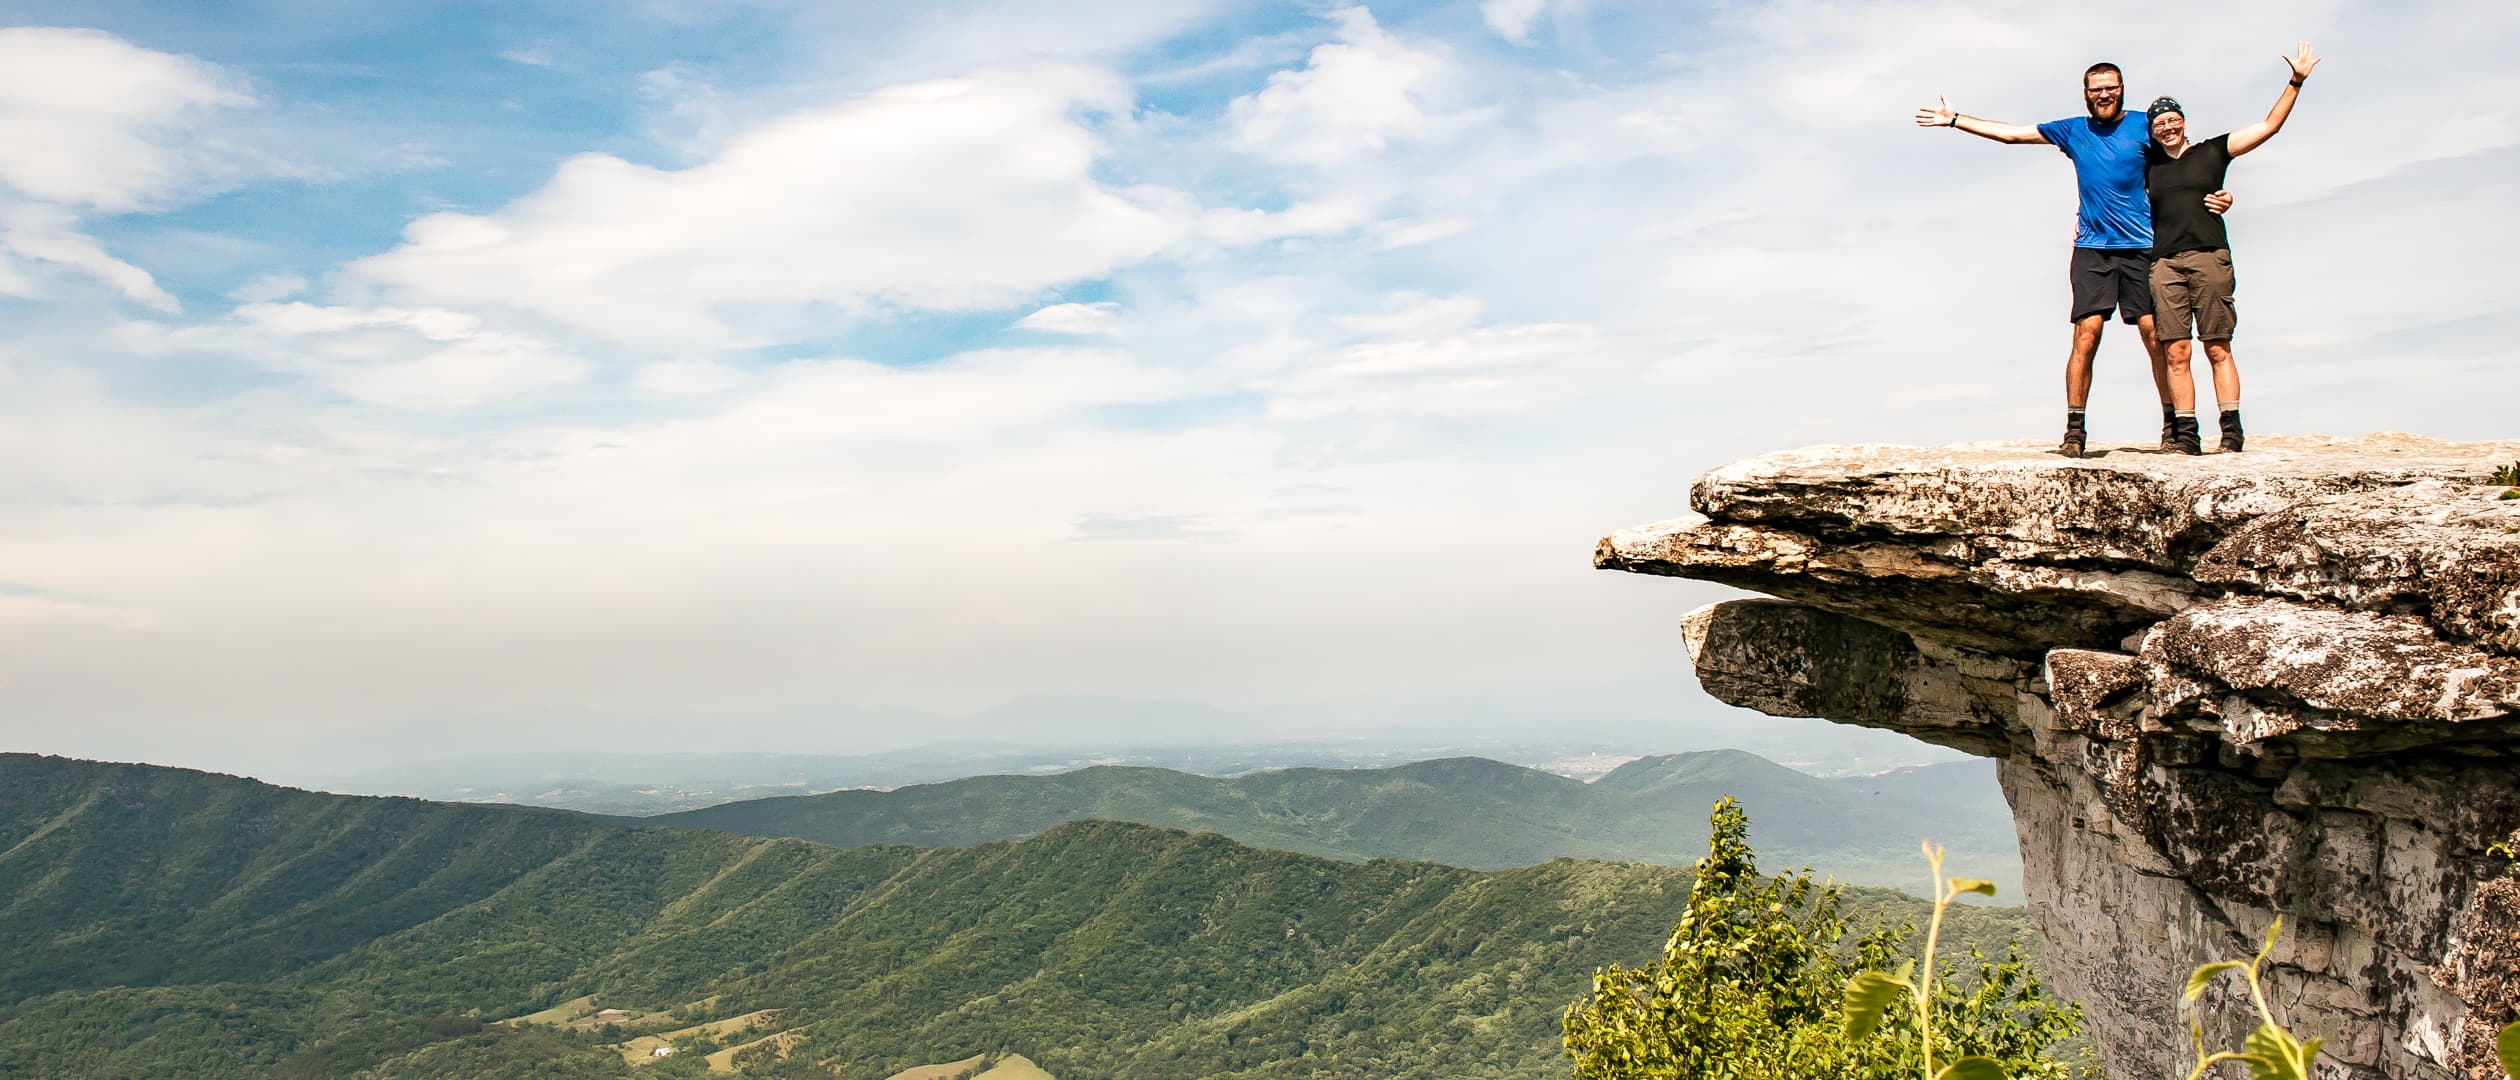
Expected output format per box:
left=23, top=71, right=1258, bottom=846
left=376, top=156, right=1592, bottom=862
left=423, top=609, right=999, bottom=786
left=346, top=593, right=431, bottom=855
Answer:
left=0, top=753, right=2030, bottom=1079
left=270, top=691, right=1973, bottom=816
left=637, top=750, right=2022, bottom=896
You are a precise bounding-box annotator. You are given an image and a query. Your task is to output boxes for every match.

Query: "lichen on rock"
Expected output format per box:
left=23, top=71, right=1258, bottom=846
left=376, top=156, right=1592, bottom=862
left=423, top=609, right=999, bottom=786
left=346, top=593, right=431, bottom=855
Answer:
left=1599, top=433, right=2520, bottom=1080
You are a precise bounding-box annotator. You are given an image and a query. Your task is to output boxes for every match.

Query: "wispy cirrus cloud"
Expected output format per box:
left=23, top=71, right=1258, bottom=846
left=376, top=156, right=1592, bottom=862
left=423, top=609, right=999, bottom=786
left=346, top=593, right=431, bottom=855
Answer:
left=0, top=26, right=255, bottom=309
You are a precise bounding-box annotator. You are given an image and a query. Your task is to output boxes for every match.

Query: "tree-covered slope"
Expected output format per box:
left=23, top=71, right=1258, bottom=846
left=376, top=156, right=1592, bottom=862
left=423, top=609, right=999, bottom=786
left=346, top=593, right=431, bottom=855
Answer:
left=0, top=754, right=2029, bottom=1079
left=0, top=754, right=631, bottom=1002
left=643, top=750, right=2020, bottom=891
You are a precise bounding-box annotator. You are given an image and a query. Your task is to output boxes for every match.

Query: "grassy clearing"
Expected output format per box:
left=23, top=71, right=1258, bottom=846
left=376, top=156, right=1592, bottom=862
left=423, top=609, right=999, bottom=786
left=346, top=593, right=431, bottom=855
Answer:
left=880, top=1053, right=988, bottom=1080
left=614, top=1034, right=676, bottom=1065
left=971, top=1053, right=1056, bottom=1080
left=508, top=994, right=695, bottom=1032
left=509, top=994, right=600, bottom=1025
left=603, top=1009, right=787, bottom=1068
left=705, top=1029, right=807, bottom=1073
left=869, top=1052, right=1057, bottom=1080
left=568, top=1009, right=675, bottom=1033
left=659, top=1008, right=784, bottom=1042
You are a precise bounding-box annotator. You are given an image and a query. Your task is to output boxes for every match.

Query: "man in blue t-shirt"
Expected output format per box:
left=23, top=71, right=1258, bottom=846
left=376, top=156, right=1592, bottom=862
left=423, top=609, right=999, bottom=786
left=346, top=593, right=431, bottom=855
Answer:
left=1915, top=63, right=2220, bottom=458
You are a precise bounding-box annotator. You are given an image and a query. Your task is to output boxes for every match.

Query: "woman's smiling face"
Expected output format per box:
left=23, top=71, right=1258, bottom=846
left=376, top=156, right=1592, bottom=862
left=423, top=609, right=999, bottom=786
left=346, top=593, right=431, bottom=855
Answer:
left=2150, top=109, right=2187, bottom=150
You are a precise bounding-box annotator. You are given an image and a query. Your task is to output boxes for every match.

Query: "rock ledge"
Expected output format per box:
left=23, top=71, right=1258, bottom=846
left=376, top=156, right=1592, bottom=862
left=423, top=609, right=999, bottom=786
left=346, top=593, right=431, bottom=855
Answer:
left=1601, top=433, right=2520, bottom=1080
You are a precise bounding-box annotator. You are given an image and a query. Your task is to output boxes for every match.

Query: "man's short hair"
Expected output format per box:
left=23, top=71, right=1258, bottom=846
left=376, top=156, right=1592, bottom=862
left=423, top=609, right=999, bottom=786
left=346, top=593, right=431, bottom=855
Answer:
left=2084, top=62, right=2122, bottom=85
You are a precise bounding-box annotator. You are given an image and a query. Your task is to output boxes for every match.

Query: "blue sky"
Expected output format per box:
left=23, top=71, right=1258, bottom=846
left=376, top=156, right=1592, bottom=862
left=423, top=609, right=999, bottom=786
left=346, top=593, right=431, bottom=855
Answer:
left=3, top=0, right=2515, bottom=773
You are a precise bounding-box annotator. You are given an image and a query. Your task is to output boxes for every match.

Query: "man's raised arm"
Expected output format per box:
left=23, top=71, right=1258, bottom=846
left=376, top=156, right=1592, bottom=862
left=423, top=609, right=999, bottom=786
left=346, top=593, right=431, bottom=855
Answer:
left=1914, top=95, right=2047, bottom=144
left=2229, top=42, right=2320, bottom=156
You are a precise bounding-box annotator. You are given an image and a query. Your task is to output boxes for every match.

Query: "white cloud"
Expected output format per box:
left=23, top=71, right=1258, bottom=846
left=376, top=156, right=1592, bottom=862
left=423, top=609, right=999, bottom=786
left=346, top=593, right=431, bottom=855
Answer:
left=154, top=301, right=591, bottom=409
left=0, top=27, right=251, bottom=211
left=632, top=358, right=748, bottom=398
left=1369, top=216, right=1471, bottom=249
left=1331, top=292, right=1482, bottom=338
left=1260, top=319, right=1613, bottom=422
left=1069, top=511, right=1233, bottom=543
left=634, top=63, right=736, bottom=160
left=0, top=27, right=253, bottom=309
left=803, top=0, right=1231, bottom=88
left=1014, top=301, right=1124, bottom=335
left=648, top=345, right=1185, bottom=445
left=0, top=590, right=162, bottom=634
left=0, top=202, right=178, bottom=310
left=1228, top=7, right=1451, bottom=166
left=1200, top=194, right=1377, bottom=244
left=346, top=65, right=1196, bottom=349
left=1480, top=0, right=1551, bottom=44
left=227, top=272, right=307, bottom=303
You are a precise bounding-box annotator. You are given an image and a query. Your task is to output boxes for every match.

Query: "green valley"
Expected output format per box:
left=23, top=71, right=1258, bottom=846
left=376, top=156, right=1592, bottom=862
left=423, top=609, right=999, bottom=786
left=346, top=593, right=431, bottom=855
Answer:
left=0, top=753, right=2034, bottom=1079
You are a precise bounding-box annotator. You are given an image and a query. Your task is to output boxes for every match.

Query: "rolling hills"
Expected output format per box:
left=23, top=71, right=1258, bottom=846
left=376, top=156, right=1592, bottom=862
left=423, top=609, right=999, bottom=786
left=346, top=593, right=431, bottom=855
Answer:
left=0, top=752, right=2033, bottom=1079
left=640, top=750, right=2022, bottom=895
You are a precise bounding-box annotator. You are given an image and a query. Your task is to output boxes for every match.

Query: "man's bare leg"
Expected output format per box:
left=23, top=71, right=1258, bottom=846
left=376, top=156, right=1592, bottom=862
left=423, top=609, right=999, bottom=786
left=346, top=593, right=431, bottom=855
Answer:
left=2205, top=339, right=2244, bottom=451
left=2061, top=315, right=2105, bottom=456
left=2066, top=315, right=2104, bottom=406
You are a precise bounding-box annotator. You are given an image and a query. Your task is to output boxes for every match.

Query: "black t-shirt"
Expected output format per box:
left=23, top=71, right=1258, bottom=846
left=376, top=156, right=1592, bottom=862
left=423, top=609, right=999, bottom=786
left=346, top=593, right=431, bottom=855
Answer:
left=2146, top=133, right=2234, bottom=257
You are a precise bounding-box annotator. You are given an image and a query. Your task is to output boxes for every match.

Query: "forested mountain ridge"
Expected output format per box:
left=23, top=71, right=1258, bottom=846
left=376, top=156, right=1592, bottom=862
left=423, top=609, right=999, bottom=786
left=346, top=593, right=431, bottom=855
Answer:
left=0, top=753, right=2029, bottom=1078
left=640, top=749, right=2020, bottom=892
left=0, top=753, right=635, bottom=1003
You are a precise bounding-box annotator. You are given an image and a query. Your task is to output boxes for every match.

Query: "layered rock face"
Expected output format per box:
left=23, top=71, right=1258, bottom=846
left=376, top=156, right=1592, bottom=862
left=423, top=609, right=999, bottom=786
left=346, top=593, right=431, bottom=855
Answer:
left=1598, top=434, right=2520, bottom=1080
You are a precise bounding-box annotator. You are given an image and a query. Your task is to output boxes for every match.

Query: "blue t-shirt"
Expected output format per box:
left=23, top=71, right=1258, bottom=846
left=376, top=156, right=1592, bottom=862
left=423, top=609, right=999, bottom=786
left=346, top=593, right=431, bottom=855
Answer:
left=2035, top=114, right=2153, bottom=250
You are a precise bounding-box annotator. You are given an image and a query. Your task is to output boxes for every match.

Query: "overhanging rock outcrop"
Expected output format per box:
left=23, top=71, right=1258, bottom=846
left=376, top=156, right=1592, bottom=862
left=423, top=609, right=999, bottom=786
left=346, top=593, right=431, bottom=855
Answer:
left=1599, top=433, right=2520, bottom=1080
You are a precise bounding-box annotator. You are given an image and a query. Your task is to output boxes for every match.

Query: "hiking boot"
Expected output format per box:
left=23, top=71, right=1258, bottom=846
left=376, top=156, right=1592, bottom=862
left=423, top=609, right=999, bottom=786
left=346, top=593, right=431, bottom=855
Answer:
left=2158, top=403, right=2177, bottom=451
left=2217, top=410, right=2245, bottom=453
left=2168, top=414, right=2202, bottom=456
left=2059, top=415, right=2088, bottom=458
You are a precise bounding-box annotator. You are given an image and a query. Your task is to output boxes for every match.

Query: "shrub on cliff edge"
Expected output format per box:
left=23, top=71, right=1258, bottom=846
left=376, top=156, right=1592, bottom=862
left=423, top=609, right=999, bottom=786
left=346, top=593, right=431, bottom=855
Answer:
left=1561, top=798, right=2076, bottom=1080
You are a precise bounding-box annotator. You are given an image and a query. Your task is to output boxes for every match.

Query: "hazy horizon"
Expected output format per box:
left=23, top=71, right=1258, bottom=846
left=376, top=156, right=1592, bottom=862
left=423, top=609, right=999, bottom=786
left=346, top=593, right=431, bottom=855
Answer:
left=12, top=679, right=1976, bottom=787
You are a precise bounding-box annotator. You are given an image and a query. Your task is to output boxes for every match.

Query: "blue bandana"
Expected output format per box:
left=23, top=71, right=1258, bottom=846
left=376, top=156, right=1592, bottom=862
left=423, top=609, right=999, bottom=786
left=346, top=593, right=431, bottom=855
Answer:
left=2146, top=96, right=2184, bottom=125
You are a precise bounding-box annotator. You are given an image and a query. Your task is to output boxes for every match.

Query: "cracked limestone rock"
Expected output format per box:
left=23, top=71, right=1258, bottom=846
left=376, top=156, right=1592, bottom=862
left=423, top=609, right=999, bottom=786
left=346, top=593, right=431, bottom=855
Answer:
left=1599, top=433, right=2520, bottom=1080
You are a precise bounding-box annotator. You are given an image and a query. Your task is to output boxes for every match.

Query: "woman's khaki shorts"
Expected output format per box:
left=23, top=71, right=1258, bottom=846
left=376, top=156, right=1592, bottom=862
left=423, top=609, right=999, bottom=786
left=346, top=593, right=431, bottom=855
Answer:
left=2150, top=248, right=2236, bottom=342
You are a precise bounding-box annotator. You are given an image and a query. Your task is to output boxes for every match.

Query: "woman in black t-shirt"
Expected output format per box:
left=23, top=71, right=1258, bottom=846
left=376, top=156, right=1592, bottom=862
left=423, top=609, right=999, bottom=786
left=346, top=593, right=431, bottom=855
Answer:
left=2142, top=42, right=2322, bottom=454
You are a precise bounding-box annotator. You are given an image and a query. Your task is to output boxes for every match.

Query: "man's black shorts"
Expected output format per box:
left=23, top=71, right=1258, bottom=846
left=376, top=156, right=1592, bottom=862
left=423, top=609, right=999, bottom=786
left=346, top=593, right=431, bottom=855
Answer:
left=2069, top=246, right=2154, bottom=325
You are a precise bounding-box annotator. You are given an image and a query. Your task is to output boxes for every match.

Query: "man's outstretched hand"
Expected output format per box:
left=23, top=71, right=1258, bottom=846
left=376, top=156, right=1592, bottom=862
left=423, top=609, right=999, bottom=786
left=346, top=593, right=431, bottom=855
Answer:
left=1914, top=95, right=1956, bottom=128
left=2285, top=42, right=2321, bottom=81
left=2205, top=189, right=2234, bottom=215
